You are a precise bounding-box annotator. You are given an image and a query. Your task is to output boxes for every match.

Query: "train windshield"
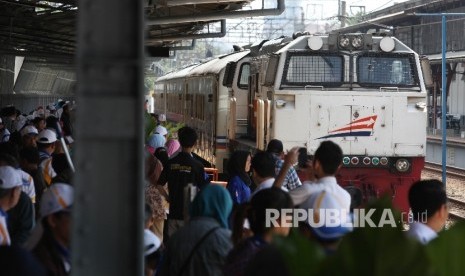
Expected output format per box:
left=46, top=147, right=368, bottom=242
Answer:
left=282, top=53, right=343, bottom=87
left=357, top=54, right=418, bottom=87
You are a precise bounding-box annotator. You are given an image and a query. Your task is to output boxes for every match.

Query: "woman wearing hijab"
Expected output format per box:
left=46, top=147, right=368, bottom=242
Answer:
left=226, top=151, right=252, bottom=205
left=165, top=139, right=181, bottom=158
left=146, top=133, right=165, bottom=153
left=159, top=184, right=233, bottom=276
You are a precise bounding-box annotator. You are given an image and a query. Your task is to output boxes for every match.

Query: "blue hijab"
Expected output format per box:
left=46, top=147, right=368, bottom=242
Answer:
left=147, top=133, right=166, bottom=149
left=190, top=184, right=233, bottom=228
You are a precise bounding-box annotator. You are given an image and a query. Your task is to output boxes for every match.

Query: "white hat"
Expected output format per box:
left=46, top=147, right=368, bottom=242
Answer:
left=40, top=183, right=73, bottom=218
left=158, top=114, right=166, bottom=122
left=155, top=125, right=168, bottom=136
left=37, top=129, right=57, bottom=144
left=48, top=103, right=56, bottom=111
left=144, top=229, right=161, bottom=256
left=21, top=125, right=39, bottom=137
left=0, top=166, right=22, bottom=189
left=300, top=190, right=353, bottom=241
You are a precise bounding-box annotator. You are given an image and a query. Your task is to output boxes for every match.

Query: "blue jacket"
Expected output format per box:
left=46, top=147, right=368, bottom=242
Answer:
left=227, top=175, right=251, bottom=204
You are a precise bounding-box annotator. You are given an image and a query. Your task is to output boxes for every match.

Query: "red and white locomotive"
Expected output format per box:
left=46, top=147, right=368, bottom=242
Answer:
left=154, top=33, right=431, bottom=213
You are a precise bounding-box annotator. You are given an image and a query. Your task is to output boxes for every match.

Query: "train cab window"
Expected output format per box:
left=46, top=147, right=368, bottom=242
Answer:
left=282, top=53, right=343, bottom=87
left=238, top=63, right=250, bottom=89
left=357, top=54, right=417, bottom=87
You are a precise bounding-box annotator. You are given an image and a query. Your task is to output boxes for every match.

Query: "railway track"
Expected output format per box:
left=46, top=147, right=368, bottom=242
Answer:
left=448, top=197, right=465, bottom=221
left=424, top=161, right=465, bottom=179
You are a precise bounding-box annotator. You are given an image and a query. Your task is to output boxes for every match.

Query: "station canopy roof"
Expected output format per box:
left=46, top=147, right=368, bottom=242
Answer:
left=0, top=0, right=263, bottom=61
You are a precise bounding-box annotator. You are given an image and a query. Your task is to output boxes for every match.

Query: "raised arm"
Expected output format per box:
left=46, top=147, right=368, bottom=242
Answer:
left=273, top=147, right=299, bottom=189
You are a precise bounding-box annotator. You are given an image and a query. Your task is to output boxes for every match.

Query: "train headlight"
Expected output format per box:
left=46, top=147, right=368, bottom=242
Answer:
left=343, top=157, right=350, bottom=165
left=380, top=157, right=389, bottom=166
left=363, top=157, right=371, bottom=165
left=351, top=157, right=359, bottom=165
left=380, top=37, right=395, bottom=52
left=372, top=157, right=380, bottom=166
left=339, top=35, right=350, bottom=48
left=395, top=158, right=410, bottom=172
left=351, top=35, right=363, bottom=49
left=308, top=36, right=323, bottom=51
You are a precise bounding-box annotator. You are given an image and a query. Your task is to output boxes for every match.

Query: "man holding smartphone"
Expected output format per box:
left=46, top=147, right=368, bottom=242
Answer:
left=266, top=139, right=302, bottom=191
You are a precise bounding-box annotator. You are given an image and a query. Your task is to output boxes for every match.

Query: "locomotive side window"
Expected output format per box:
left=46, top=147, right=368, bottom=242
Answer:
left=282, top=53, right=343, bottom=87
left=238, top=63, right=250, bottom=89
left=357, top=54, right=418, bottom=87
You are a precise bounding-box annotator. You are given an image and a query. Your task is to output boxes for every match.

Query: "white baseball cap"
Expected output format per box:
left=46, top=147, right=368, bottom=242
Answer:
left=158, top=114, right=166, bottom=122
left=155, top=125, right=168, bottom=136
left=300, top=190, right=353, bottom=241
left=0, top=166, right=22, bottom=189
left=37, top=129, right=57, bottom=144
left=144, top=229, right=161, bottom=256
left=21, top=125, right=39, bottom=137
left=40, top=183, right=73, bottom=218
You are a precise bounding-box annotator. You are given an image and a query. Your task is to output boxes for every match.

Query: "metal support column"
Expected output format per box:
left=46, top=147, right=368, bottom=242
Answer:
left=415, top=13, right=465, bottom=187
left=73, top=0, right=144, bottom=274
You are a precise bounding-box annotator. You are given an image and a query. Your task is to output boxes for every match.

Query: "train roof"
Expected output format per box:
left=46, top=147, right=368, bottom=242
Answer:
left=157, top=64, right=199, bottom=82
left=157, top=50, right=250, bottom=81
left=189, top=50, right=250, bottom=76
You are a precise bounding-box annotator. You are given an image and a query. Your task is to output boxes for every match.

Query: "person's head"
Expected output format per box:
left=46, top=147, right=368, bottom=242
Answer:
left=165, top=139, right=181, bottom=157
left=228, top=150, right=252, bottom=186
left=144, top=229, right=162, bottom=276
left=266, top=139, right=284, bottom=157
left=33, top=117, right=46, bottom=131
left=232, top=188, right=293, bottom=245
left=251, top=151, right=276, bottom=183
left=190, top=184, right=233, bottom=228
left=0, top=143, right=20, bottom=166
left=0, top=166, right=23, bottom=211
left=154, top=147, right=169, bottom=168
left=147, top=134, right=166, bottom=150
left=21, top=125, right=39, bottom=148
left=40, top=183, right=73, bottom=248
left=19, top=146, right=40, bottom=171
left=313, top=141, right=343, bottom=178
left=158, top=114, right=166, bottom=123
left=36, top=129, right=57, bottom=154
left=299, top=190, right=352, bottom=252
left=178, top=126, right=197, bottom=149
left=155, top=125, right=168, bottom=139
left=45, top=115, right=58, bottom=130
left=409, top=179, right=448, bottom=232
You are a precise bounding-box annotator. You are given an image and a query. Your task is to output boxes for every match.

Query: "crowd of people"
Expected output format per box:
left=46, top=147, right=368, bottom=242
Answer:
left=141, top=110, right=450, bottom=275
left=0, top=101, right=75, bottom=275
left=0, top=101, right=451, bottom=275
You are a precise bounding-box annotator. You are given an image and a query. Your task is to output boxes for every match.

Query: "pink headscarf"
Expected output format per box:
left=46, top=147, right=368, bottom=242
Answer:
left=166, top=139, right=181, bottom=157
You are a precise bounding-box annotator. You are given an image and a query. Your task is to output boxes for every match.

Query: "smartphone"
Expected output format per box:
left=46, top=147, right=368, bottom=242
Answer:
left=298, top=147, right=310, bottom=168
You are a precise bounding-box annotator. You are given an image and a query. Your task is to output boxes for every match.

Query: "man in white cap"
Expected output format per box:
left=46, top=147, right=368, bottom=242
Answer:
left=299, top=190, right=353, bottom=255
left=33, top=183, right=73, bottom=275
left=0, top=166, right=23, bottom=245
left=37, top=129, right=58, bottom=186
left=21, top=125, right=39, bottom=148
left=155, top=125, right=168, bottom=139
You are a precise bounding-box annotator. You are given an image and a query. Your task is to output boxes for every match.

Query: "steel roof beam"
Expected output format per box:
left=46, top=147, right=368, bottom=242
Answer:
left=147, top=0, right=284, bottom=25
left=146, top=20, right=225, bottom=43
